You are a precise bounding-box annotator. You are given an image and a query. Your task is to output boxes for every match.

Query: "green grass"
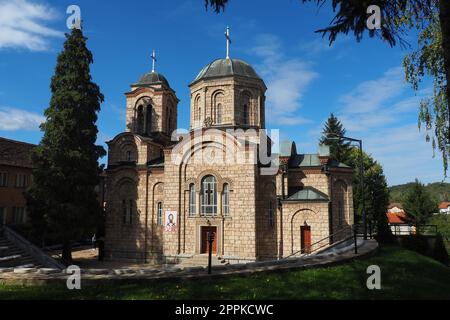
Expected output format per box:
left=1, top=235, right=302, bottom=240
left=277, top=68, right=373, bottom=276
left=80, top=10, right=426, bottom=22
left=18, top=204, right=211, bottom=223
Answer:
left=1, top=245, right=449, bottom=300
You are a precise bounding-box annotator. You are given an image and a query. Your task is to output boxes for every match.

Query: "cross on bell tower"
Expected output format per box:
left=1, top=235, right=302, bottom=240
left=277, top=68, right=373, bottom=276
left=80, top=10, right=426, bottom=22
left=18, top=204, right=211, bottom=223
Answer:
left=151, top=49, right=157, bottom=72
left=225, top=26, right=231, bottom=59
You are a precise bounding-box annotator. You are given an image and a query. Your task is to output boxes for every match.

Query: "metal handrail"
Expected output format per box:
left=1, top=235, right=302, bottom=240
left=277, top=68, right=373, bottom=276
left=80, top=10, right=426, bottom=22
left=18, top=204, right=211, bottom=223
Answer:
left=284, top=225, right=353, bottom=259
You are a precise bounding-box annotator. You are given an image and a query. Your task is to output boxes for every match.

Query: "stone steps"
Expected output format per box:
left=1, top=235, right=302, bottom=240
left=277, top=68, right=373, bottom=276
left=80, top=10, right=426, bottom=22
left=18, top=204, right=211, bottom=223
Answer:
left=0, top=235, right=43, bottom=268
left=177, top=254, right=229, bottom=267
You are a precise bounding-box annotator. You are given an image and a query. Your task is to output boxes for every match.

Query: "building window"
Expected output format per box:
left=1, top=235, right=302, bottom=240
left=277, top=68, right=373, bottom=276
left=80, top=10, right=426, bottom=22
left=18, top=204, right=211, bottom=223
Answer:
left=146, top=105, right=152, bottom=134
left=243, top=104, right=249, bottom=125
left=338, top=201, right=344, bottom=226
left=216, top=103, right=222, bottom=124
left=189, top=184, right=196, bottom=216
left=201, top=175, right=217, bottom=216
left=0, top=207, right=5, bottom=226
left=122, top=199, right=132, bottom=225
left=0, top=172, right=7, bottom=187
left=268, top=201, right=274, bottom=227
left=222, top=183, right=229, bottom=216
left=157, top=202, right=163, bottom=225
left=126, top=151, right=132, bottom=161
left=15, top=174, right=27, bottom=188
left=13, top=207, right=26, bottom=225
left=136, top=105, right=144, bottom=134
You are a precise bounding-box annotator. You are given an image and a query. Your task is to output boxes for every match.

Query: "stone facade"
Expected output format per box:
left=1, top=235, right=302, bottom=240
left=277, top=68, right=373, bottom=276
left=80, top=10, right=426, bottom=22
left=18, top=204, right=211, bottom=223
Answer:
left=104, top=58, right=354, bottom=263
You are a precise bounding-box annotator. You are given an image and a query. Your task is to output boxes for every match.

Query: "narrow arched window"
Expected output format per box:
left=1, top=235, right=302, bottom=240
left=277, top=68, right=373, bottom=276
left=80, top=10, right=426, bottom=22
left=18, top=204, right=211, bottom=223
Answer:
left=201, top=175, right=217, bottom=216
left=268, top=201, right=274, bottom=227
left=222, top=183, right=229, bottom=216
left=128, top=199, right=133, bottom=224
left=122, top=200, right=127, bottom=224
left=126, top=150, right=132, bottom=162
left=243, top=104, right=249, bottom=125
left=189, top=184, right=196, bottom=216
left=216, top=103, right=223, bottom=124
left=146, top=105, right=152, bottom=134
left=157, top=202, right=163, bottom=225
left=136, top=105, right=144, bottom=134
left=338, top=200, right=343, bottom=226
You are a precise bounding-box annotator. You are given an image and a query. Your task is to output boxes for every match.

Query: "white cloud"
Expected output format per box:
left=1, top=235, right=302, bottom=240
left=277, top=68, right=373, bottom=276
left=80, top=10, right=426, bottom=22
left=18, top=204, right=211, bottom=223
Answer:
left=250, top=34, right=318, bottom=126
left=0, top=106, right=44, bottom=131
left=0, top=0, right=62, bottom=51
left=333, top=67, right=443, bottom=185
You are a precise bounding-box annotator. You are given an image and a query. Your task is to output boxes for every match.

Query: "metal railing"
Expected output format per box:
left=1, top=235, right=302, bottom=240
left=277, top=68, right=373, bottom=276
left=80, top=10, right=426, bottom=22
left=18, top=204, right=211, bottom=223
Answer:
left=284, top=225, right=353, bottom=259
left=390, top=224, right=438, bottom=236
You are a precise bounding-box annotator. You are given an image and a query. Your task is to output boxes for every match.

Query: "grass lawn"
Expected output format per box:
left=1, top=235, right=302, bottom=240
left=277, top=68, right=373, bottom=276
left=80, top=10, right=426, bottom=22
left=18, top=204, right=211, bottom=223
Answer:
left=0, top=245, right=449, bottom=300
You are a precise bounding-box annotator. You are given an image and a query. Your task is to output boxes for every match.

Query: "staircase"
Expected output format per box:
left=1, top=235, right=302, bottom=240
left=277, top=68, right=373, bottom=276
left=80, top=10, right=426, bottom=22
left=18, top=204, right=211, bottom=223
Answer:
left=177, top=254, right=229, bottom=268
left=0, top=234, right=44, bottom=268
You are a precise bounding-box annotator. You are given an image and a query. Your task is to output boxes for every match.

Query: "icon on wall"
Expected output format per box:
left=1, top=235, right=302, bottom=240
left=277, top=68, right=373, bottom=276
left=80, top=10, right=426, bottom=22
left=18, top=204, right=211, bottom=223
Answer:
left=165, top=211, right=177, bottom=232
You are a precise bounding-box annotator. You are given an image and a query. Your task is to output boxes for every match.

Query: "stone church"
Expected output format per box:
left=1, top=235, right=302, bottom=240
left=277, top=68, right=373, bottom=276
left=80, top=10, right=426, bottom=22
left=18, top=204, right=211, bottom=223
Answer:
left=104, top=44, right=354, bottom=264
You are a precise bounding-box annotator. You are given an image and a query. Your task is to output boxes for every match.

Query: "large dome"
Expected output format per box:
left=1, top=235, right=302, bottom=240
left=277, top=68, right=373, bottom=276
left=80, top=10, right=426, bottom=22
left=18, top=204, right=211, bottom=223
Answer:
left=191, top=58, right=261, bottom=85
left=134, top=71, right=171, bottom=88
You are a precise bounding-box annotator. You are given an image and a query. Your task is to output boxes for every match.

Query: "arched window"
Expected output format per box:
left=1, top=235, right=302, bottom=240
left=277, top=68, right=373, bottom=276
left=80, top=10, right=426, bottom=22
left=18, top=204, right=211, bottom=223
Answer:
left=136, top=105, right=144, bottom=134
left=126, top=150, right=132, bottom=162
left=157, top=202, right=163, bottom=225
left=243, top=104, right=249, bottom=125
left=338, top=200, right=343, bottom=226
left=216, top=103, right=223, bottom=124
left=189, top=184, right=196, bottom=216
left=194, top=95, right=201, bottom=124
left=146, top=105, right=152, bottom=134
left=201, top=175, right=217, bottom=216
left=268, top=201, right=274, bottom=227
left=222, top=183, right=229, bottom=216
left=122, top=199, right=132, bottom=224
left=167, top=109, right=172, bottom=133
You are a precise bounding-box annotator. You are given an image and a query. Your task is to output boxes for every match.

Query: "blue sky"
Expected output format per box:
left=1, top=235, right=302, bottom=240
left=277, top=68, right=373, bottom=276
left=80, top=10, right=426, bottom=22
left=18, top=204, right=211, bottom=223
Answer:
left=0, top=0, right=445, bottom=185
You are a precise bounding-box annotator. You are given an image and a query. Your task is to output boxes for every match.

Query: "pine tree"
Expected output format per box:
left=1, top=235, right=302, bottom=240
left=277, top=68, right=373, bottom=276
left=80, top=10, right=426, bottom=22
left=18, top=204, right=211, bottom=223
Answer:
left=25, top=27, right=105, bottom=264
left=319, top=113, right=351, bottom=163
left=403, top=179, right=437, bottom=227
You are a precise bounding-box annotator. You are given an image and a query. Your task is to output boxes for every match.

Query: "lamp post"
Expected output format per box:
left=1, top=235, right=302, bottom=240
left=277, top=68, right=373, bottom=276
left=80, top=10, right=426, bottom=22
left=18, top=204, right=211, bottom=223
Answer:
left=326, top=134, right=367, bottom=240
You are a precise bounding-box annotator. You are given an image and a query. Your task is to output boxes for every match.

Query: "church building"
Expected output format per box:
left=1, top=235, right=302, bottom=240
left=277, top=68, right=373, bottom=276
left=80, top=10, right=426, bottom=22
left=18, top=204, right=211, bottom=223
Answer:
left=104, top=33, right=354, bottom=264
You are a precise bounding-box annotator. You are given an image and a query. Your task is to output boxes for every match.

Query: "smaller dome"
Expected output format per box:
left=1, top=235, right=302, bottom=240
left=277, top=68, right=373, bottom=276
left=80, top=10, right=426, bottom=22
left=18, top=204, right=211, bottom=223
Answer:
left=191, top=58, right=261, bottom=85
left=134, top=71, right=170, bottom=88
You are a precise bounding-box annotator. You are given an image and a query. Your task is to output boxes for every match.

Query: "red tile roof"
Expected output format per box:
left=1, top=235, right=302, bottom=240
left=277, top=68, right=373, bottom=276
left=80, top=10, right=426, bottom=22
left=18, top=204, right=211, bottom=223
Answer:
left=386, top=212, right=406, bottom=224
left=439, top=202, right=450, bottom=209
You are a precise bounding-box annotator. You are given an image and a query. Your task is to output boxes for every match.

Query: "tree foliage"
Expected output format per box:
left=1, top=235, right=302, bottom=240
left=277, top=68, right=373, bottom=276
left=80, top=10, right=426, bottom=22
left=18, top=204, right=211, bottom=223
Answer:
left=403, top=7, right=449, bottom=174
left=402, top=179, right=437, bottom=224
left=25, top=28, right=105, bottom=263
left=345, top=148, right=392, bottom=242
left=319, top=113, right=352, bottom=163
left=319, top=117, right=392, bottom=242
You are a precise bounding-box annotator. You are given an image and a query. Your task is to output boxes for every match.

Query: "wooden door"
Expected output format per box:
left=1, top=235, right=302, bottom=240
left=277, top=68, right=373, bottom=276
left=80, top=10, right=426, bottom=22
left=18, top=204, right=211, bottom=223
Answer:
left=301, top=226, right=311, bottom=254
left=201, top=226, right=217, bottom=254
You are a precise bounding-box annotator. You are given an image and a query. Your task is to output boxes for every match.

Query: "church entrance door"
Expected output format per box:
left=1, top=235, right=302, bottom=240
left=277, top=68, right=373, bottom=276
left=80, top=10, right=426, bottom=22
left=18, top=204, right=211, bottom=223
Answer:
left=300, top=226, right=311, bottom=254
left=201, top=226, right=217, bottom=254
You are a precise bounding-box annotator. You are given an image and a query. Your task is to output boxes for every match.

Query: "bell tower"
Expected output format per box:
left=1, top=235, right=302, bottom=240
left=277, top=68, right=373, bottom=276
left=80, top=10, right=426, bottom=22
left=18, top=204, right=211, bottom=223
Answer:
left=125, top=51, right=179, bottom=143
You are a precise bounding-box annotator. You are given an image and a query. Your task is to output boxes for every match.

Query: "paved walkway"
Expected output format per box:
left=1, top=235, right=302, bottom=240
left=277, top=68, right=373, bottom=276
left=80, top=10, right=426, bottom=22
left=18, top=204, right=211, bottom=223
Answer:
left=0, top=239, right=378, bottom=286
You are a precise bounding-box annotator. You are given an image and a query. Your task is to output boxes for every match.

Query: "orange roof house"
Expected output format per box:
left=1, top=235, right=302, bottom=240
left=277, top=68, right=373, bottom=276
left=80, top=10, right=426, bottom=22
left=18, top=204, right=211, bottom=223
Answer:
left=386, top=212, right=406, bottom=224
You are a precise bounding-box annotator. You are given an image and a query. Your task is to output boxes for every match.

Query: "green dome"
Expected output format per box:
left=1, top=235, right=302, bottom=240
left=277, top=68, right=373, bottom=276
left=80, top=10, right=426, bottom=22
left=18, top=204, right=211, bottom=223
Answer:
left=134, top=71, right=170, bottom=88
left=191, top=58, right=261, bottom=84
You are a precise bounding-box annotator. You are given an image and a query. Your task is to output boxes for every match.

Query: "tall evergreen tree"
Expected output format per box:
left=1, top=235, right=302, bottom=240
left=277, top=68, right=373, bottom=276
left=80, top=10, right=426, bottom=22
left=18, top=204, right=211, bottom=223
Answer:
left=403, top=179, right=437, bottom=226
left=320, top=113, right=351, bottom=163
left=25, top=27, right=105, bottom=263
